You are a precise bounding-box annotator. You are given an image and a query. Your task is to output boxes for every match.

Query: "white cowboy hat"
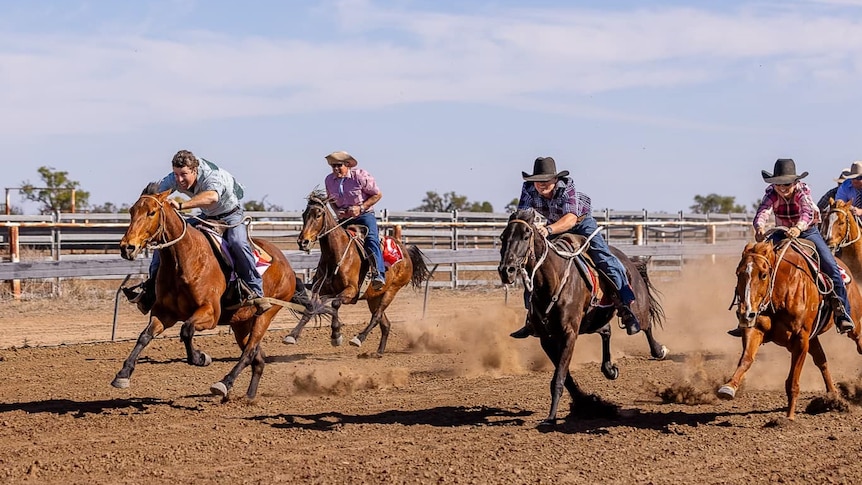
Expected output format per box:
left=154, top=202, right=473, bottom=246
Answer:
left=325, top=151, right=358, bottom=168
left=837, top=161, right=862, bottom=182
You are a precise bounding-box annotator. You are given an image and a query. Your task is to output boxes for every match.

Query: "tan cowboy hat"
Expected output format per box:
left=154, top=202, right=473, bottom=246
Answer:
left=325, top=151, right=358, bottom=168
left=837, top=161, right=862, bottom=182
left=761, top=158, right=808, bottom=185
left=522, top=157, right=569, bottom=182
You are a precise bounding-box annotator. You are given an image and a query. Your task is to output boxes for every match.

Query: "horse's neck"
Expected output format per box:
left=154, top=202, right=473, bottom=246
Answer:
left=161, top=212, right=206, bottom=264
left=320, top=220, right=354, bottom=257
left=528, top=239, right=564, bottom=287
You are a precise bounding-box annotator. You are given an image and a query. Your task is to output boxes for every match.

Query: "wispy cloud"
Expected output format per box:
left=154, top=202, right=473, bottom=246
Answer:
left=2, top=1, right=862, bottom=136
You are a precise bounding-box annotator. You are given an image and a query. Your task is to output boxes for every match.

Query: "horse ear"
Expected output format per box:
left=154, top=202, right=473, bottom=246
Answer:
left=157, top=189, right=173, bottom=201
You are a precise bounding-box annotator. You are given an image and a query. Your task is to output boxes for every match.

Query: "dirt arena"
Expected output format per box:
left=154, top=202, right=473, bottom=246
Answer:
left=3, top=258, right=862, bottom=484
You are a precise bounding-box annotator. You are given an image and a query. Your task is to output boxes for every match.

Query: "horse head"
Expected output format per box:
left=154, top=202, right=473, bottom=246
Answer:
left=298, top=190, right=335, bottom=252
left=821, top=198, right=858, bottom=251
left=734, top=241, right=777, bottom=325
left=498, top=209, right=544, bottom=285
left=119, top=184, right=176, bottom=261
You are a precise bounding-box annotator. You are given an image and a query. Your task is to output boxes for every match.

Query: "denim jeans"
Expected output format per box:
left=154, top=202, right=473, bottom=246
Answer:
left=571, top=215, right=635, bottom=304
left=149, top=209, right=264, bottom=296
left=343, top=211, right=385, bottom=277
left=768, top=227, right=851, bottom=318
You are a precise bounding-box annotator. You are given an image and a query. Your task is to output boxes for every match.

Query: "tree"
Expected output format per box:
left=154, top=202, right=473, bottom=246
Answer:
left=504, top=198, right=519, bottom=213
left=411, top=191, right=493, bottom=212
left=90, top=202, right=130, bottom=213
left=243, top=196, right=283, bottom=212
left=689, top=193, right=746, bottom=214
left=20, top=166, right=91, bottom=214
left=0, top=203, right=22, bottom=215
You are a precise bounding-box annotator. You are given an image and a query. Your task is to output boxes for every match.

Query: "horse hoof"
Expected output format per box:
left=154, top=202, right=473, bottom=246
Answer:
left=602, top=365, right=619, bottom=380
left=331, top=336, right=343, bottom=347
left=717, top=385, right=736, bottom=400
left=201, top=353, right=212, bottom=367
left=653, top=346, right=670, bottom=361
left=282, top=335, right=297, bottom=345
left=349, top=337, right=362, bottom=347
left=210, top=381, right=228, bottom=397
left=111, top=377, right=130, bottom=389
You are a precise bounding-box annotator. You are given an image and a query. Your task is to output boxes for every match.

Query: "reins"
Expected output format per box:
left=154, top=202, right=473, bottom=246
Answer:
left=141, top=195, right=189, bottom=250
left=824, top=205, right=862, bottom=249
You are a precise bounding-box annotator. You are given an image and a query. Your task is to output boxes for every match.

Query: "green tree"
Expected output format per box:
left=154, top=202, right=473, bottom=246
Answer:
left=411, top=191, right=493, bottom=212
left=504, top=198, right=519, bottom=213
left=20, top=166, right=91, bottom=214
left=243, top=196, right=283, bottom=212
left=689, top=193, right=746, bottom=214
left=90, top=202, right=130, bottom=213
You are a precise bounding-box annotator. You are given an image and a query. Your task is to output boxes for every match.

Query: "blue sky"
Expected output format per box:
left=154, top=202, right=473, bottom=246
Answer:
left=3, top=0, right=862, bottom=214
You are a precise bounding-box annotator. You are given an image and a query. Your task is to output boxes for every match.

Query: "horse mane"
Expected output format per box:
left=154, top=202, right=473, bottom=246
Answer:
left=510, top=208, right=537, bottom=224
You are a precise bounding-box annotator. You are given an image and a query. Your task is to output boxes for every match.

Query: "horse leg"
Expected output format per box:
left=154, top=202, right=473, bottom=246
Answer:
left=111, top=315, right=173, bottom=388
left=807, top=337, right=837, bottom=394
left=597, top=324, right=619, bottom=380
left=179, top=305, right=219, bottom=367
left=211, top=319, right=270, bottom=400
left=350, top=292, right=396, bottom=354
left=539, top=330, right=578, bottom=425
left=785, top=337, right=809, bottom=420
left=717, top=328, right=766, bottom=400
left=643, top=327, right=669, bottom=360
left=282, top=311, right=313, bottom=345
left=327, top=297, right=344, bottom=346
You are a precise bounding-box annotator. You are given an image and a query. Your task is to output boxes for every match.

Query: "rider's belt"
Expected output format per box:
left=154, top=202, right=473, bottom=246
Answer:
left=210, top=206, right=241, bottom=220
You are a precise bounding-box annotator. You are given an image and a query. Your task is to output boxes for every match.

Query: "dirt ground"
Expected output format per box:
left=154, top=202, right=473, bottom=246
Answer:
left=3, top=258, right=862, bottom=484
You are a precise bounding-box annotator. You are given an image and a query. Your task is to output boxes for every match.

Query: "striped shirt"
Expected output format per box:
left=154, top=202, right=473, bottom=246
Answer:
left=753, top=182, right=819, bottom=231
left=324, top=168, right=380, bottom=212
left=516, top=177, right=591, bottom=223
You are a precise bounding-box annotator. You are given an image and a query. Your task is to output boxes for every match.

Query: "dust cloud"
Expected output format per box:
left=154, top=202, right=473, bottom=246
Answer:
left=290, top=367, right=410, bottom=396
left=400, top=256, right=862, bottom=395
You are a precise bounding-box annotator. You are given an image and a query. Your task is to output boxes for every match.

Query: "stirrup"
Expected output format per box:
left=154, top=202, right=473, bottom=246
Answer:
left=836, top=317, right=854, bottom=334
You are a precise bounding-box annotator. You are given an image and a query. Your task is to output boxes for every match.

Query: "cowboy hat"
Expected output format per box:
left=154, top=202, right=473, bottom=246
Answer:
left=837, top=161, right=862, bottom=182
left=522, top=157, right=569, bottom=182
left=761, top=158, right=808, bottom=185
left=325, top=151, right=358, bottom=168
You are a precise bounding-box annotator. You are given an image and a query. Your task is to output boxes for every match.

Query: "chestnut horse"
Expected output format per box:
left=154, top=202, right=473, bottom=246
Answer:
left=821, top=198, right=862, bottom=285
left=114, top=185, right=320, bottom=400
left=290, top=190, right=431, bottom=356
left=720, top=232, right=862, bottom=419
left=498, top=209, right=667, bottom=425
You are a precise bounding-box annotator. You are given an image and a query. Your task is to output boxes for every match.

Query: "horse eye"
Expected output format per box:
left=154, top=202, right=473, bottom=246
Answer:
left=759, top=273, right=768, bottom=281
left=148, top=210, right=157, bottom=217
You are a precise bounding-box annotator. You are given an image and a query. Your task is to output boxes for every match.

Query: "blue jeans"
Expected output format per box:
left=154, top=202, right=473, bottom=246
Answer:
left=343, top=211, right=385, bottom=277
left=768, top=227, right=851, bottom=319
left=149, top=209, right=265, bottom=297
left=570, top=215, right=635, bottom=304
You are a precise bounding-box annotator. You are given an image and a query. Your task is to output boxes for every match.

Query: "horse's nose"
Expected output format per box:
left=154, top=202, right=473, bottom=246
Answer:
left=119, top=244, right=135, bottom=261
left=497, top=264, right=518, bottom=284
left=297, top=238, right=309, bottom=251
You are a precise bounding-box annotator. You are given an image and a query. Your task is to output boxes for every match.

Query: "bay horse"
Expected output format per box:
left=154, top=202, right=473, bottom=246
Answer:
left=289, top=190, right=432, bottom=356
left=497, top=209, right=667, bottom=425
left=720, top=230, right=862, bottom=419
left=821, top=198, right=862, bottom=285
left=114, top=184, right=321, bottom=400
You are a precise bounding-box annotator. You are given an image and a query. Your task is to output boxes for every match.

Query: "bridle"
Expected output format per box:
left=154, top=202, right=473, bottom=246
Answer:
left=138, top=195, right=188, bottom=250
left=823, top=205, right=861, bottom=249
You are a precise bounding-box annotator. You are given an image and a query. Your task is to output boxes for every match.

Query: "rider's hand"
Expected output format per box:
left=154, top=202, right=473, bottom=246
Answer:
left=754, top=229, right=765, bottom=242
left=787, top=227, right=801, bottom=238
left=347, top=205, right=362, bottom=217
left=536, top=224, right=549, bottom=238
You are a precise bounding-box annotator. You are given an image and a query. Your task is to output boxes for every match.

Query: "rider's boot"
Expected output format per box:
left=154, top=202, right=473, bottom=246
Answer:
left=123, top=278, right=155, bottom=314
left=831, top=296, right=855, bottom=334
left=370, top=267, right=386, bottom=291
left=618, top=304, right=641, bottom=335
left=727, top=326, right=744, bottom=338
left=510, top=313, right=539, bottom=339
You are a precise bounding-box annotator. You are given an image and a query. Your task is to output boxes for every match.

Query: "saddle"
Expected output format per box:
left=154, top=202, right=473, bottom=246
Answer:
left=198, top=224, right=273, bottom=305
left=550, top=233, right=615, bottom=308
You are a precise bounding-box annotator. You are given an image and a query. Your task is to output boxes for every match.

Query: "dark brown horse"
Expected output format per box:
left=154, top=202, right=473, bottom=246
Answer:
left=114, top=185, right=320, bottom=400
left=498, top=209, right=667, bottom=424
left=821, top=198, right=862, bottom=285
left=289, top=190, right=431, bottom=356
left=720, top=232, right=862, bottom=419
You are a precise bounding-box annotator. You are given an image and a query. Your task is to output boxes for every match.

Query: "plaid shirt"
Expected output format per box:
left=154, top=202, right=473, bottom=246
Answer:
left=517, top=177, right=591, bottom=223
left=753, top=182, right=819, bottom=231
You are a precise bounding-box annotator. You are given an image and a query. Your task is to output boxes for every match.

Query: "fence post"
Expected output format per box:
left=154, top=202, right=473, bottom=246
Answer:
left=451, top=209, right=458, bottom=288
left=9, top=224, right=20, bottom=299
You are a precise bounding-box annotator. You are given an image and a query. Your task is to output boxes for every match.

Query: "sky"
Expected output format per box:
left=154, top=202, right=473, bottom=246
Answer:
left=3, top=0, right=862, bottom=215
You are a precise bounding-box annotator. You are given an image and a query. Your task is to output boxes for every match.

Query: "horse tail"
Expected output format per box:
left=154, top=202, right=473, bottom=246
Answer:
left=407, top=245, right=432, bottom=288
left=632, top=256, right=666, bottom=329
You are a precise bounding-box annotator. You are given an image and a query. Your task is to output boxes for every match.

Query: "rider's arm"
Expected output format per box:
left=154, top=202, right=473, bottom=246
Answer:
left=171, top=190, right=218, bottom=210
left=547, top=213, right=580, bottom=235
left=361, top=192, right=382, bottom=212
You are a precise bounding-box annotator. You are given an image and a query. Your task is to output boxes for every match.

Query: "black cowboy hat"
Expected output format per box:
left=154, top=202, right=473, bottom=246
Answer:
left=761, top=158, right=808, bottom=185
left=522, top=157, right=569, bottom=182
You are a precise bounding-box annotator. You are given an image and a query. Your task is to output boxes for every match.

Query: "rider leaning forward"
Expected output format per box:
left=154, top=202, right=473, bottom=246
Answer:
left=730, top=158, right=854, bottom=336
left=511, top=156, right=642, bottom=339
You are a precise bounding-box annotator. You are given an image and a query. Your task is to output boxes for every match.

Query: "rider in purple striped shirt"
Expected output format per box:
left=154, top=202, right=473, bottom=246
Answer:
left=510, top=156, right=641, bottom=339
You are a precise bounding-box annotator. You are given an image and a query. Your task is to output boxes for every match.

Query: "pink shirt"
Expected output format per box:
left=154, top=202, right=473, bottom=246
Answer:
left=324, top=168, right=380, bottom=211
left=753, top=182, right=819, bottom=232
